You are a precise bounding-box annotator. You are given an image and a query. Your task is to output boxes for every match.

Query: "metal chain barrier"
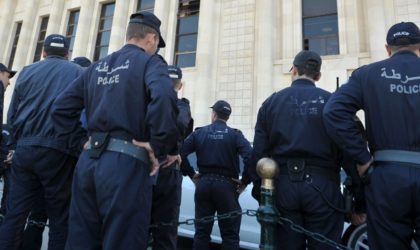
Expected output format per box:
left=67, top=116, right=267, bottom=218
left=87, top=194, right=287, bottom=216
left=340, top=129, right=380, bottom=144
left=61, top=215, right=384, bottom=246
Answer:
left=151, top=209, right=351, bottom=250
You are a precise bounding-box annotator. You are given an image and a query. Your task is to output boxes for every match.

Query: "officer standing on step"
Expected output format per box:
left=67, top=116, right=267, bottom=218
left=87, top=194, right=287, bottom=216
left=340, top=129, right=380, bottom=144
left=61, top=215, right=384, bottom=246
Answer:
left=52, top=11, right=179, bottom=250
left=181, top=100, right=252, bottom=250
left=251, top=50, right=344, bottom=250
left=150, top=65, right=193, bottom=250
left=323, top=22, right=420, bottom=249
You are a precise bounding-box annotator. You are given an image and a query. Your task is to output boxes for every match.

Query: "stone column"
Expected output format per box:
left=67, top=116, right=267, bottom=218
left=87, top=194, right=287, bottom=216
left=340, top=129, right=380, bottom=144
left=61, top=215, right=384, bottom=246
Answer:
left=108, top=0, right=130, bottom=54
left=0, top=0, right=18, bottom=63
left=154, top=0, right=174, bottom=61
left=254, top=0, right=275, bottom=109
left=46, top=0, right=65, bottom=35
left=71, top=0, right=95, bottom=58
left=192, top=0, right=221, bottom=126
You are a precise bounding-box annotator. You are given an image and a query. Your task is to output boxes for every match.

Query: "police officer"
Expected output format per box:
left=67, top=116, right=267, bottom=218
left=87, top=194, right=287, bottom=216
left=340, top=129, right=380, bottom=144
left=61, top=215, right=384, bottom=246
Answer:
left=0, top=34, right=83, bottom=250
left=51, top=11, right=179, bottom=250
left=0, top=63, right=16, bottom=137
left=181, top=100, right=252, bottom=250
left=323, top=22, right=420, bottom=249
left=251, top=50, right=344, bottom=250
left=150, top=65, right=193, bottom=250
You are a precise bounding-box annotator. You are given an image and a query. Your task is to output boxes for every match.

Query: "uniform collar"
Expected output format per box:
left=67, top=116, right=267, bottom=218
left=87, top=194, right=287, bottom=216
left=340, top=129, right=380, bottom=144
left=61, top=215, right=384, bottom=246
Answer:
left=213, top=119, right=227, bottom=125
left=291, top=78, right=316, bottom=87
left=123, top=44, right=146, bottom=52
left=45, top=55, right=67, bottom=60
left=391, top=50, right=418, bottom=58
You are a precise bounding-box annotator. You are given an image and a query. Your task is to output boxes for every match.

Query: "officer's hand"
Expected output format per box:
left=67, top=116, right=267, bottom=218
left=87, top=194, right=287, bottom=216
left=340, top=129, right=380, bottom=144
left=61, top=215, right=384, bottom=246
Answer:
left=4, top=150, right=15, bottom=165
left=162, top=154, right=181, bottom=168
left=357, top=157, right=373, bottom=177
left=131, top=140, right=159, bottom=176
left=191, top=173, right=200, bottom=186
left=351, top=212, right=366, bottom=226
left=232, top=178, right=247, bottom=194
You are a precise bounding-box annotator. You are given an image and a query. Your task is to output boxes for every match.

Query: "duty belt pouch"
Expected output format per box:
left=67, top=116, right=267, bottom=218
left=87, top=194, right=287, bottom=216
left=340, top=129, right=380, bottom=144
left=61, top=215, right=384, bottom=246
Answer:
left=287, top=159, right=306, bottom=182
left=89, top=132, right=110, bottom=159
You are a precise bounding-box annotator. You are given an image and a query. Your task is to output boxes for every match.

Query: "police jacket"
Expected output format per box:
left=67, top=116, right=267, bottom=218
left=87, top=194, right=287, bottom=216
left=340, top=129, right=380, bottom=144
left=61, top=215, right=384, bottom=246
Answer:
left=0, top=83, right=5, bottom=141
left=252, top=78, right=341, bottom=174
left=323, top=50, right=420, bottom=164
left=7, top=56, right=83, bottom=156
left=52, top=44, right=178, bottom=160
left=181, top=119, right=252, bottom=180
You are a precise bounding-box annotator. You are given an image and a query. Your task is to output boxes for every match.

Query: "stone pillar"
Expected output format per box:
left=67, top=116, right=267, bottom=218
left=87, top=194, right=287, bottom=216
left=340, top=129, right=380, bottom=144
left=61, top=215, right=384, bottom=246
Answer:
left=254, top=0, right=275, bottom=110
left=0, top=0, right=18, bottom=63
left=193, top=0, right=221, bottom=126
left=154, top=0, right=175, bottom=61
left=46, top=0, right=65, bottom=35
left=108, top=0, right=130, bottom=54
left=71, top=0, right=95, bottom=58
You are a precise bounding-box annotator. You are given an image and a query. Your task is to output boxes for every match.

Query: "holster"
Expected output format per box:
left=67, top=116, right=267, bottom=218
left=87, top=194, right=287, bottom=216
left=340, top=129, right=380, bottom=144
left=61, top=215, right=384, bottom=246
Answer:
left=89, top=132, right=110, bottom=159
left=287, top=159, right=306, bottom=182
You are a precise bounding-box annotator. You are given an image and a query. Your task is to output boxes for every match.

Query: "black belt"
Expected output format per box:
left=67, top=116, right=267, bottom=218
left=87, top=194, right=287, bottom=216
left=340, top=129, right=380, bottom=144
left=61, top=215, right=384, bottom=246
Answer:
left=374, top=150, right=420, bottom=165
left=279, top=165, right=339, bottom=183
left=88, top=138, right=150, bottom=166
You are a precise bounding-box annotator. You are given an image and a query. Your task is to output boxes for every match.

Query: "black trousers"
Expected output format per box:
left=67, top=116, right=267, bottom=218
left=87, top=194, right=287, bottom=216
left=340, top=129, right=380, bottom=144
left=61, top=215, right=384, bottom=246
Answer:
left=0, top=146, right=76, bottom=250
left=151, top=167, right=182, bottom=250
left=275, top=175, right=344, bottom=250
left=193, top=175, right=241, bottom=250
left=66, top=150, right=154, bottom=250
left=366, top=164, right=420, bottom=250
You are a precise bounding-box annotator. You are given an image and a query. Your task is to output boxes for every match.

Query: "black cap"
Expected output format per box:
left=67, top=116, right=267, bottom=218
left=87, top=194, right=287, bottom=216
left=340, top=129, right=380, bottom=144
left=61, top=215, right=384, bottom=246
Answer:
left=0, top=63, right=17, bottom=78
left=43, top=34, right=69, bottom=51
left=210, top=100, right=232, bottom=116
left=386, top=22, right=420, bottom=45
left=72, top=57, right=92, bottom=67
left=129, top=11, right=166, bottom=48
left=168, top=65, right=182, bottom=79
left=293, top=50, right=322, bottom=73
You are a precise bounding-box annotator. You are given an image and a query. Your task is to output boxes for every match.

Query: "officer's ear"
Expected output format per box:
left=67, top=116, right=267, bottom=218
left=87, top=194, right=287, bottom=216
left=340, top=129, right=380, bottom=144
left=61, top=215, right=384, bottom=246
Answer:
left=314, top=72, right=321, bottom=82
left=42, top=50, right=48, bottom=58
left=385, top=44, right=392, bottom=57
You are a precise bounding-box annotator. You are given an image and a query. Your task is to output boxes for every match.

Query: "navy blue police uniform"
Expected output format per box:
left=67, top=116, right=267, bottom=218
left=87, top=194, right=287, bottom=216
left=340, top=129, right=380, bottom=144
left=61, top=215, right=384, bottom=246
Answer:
left=181, top=100, right=252, bottom=250
left=251, top=51, right=344, bottom=250
left=323, top=22, right=420, bottom=249
left=51, top=12, right=179, bottom=250
left=0, top=35, right=83, bottom=250
left=150, top=65, right=193, bottom=250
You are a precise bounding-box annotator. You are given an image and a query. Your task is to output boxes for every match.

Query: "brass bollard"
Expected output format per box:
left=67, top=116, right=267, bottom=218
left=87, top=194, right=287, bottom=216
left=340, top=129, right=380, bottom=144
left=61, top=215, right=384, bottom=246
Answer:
left=256, top=158, right=279, bottom=250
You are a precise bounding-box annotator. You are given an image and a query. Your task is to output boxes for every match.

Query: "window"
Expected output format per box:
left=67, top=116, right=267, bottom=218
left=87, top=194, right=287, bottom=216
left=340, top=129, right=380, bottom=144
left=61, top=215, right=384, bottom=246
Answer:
left=137, top=0, right=155, bottom=12
left=94, top=2, right=115, bottom=61
left=302, top=0, right=339, bottom=55
left=8, top=22, right=22, bottom=68
left=174, top=0, right=200, bottom=68
left=33, top=16, right=49, bottom=62
left=66, top=9, right=80, bottom=53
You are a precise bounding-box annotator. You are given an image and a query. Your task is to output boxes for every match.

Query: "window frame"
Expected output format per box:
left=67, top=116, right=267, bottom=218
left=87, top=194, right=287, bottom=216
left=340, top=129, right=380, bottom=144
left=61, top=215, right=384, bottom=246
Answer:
left=33, top=16, right=50, bottom=62
left=8, top=21, right=23, bottom=68
left=93, top=2, right=115, bottom=61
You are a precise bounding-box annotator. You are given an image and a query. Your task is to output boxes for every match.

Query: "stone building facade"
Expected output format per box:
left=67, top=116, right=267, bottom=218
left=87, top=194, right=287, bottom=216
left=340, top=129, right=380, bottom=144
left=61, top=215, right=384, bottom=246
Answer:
left=0, top=0, right=419, bottom=139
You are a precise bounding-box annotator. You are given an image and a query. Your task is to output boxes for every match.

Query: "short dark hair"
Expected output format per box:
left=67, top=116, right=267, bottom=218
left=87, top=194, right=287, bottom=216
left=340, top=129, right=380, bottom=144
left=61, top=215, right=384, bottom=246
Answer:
left=44, top=47, right=68, bottom=57
left=295, top=63, right=320, bottom=80
left=126, top=23, right=158, bottom=41
left=215, top=111, right=229, bottom=121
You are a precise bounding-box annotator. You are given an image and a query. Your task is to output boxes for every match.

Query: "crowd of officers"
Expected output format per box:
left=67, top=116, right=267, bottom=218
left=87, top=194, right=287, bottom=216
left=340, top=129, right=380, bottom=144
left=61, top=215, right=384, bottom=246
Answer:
left=0, top=10, right=419, bottom=250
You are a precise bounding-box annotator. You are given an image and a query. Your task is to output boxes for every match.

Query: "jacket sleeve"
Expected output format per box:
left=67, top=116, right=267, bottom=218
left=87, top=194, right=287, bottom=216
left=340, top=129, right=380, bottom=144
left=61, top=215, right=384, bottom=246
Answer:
left=323, top=69, right=372, bottom=165
left=234, top=130, right=253, bottom=184
left=180, top=132, right=196, bottom=178
left=51, top=73, right=87, bottom=151
left=144, top=56, right=179, bottom=160
left=249, top=101, right=270, bottom=182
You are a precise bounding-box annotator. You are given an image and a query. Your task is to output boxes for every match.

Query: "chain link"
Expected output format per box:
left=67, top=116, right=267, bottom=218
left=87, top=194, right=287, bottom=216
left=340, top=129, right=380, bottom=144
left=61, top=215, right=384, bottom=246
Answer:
left=27, top=219, right=48, bottom=228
